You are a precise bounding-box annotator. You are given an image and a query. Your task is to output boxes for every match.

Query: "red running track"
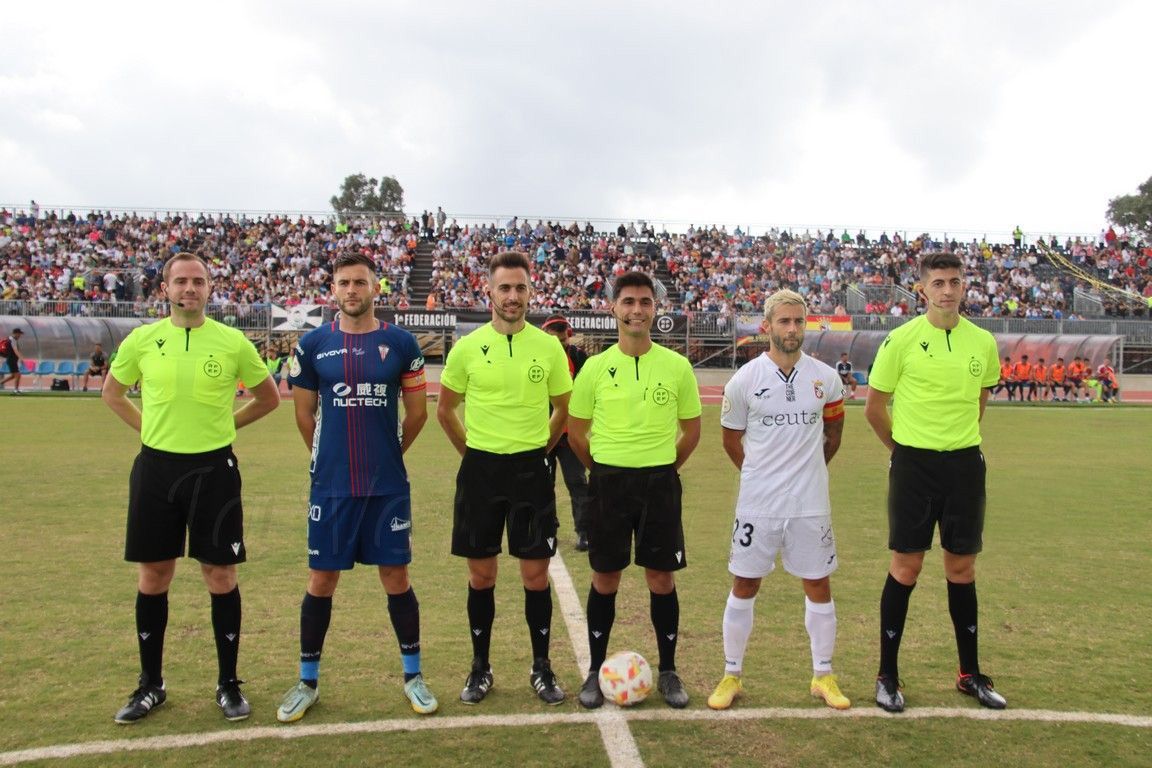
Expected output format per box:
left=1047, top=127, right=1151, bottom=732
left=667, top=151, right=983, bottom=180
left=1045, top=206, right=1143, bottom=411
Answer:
left=407, top=382, right=1151, bottom=405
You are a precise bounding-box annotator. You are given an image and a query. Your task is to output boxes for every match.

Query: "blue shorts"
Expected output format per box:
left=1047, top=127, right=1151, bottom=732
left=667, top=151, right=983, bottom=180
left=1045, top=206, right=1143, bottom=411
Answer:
left=307, top=493, right=413, bottom=570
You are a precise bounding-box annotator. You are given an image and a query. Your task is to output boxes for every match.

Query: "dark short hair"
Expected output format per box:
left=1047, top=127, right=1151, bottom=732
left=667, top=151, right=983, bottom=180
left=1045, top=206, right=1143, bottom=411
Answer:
left=332, top=252, right=376, bottom=274
left=612, top=271, right=655, bottom=298
left=918, top=251, right=962, bottom=277
left=489, top=251, right=531, bottom=276
left=162, top=252, right=210, bottom=282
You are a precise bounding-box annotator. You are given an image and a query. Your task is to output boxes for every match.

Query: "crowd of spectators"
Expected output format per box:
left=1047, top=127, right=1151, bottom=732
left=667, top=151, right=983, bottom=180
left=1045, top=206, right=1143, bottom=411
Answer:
left=1, top=204, right=1149, bottom=321
left=424, top=219, right=1151, bottom=320
left=425, top=217, right=667, bottom=311
left=667, top=226, right=1152, bottom=319
left=0, top=205, right=417, bottom=317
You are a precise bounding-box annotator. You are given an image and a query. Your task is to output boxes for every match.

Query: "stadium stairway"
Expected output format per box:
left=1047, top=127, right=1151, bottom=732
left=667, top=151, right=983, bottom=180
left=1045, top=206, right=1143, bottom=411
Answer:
left=653, top=257, right=676, bottom=307
left=408, top=241, right=435, bottom=305
left=406, top=238, right=678, bottom=309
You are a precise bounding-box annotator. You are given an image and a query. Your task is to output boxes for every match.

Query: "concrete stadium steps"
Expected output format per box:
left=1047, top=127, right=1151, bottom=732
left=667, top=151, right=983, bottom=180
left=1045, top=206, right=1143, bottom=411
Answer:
left=653, top=258, right=676, bottom=306
left=406, top=240, right=680, bottom=309
left=408, top=241, right=435, bottom=304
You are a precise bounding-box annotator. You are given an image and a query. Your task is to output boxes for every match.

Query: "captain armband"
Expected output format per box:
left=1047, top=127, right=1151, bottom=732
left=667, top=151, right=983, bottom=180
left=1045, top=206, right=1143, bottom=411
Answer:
left=822, top=400, right=845, bottom=422
left=401, top=369, right=427, bottom=392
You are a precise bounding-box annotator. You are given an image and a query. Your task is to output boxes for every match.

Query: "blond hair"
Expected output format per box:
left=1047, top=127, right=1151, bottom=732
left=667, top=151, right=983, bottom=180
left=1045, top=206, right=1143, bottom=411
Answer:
left=763, top=289, right=807, bottom=322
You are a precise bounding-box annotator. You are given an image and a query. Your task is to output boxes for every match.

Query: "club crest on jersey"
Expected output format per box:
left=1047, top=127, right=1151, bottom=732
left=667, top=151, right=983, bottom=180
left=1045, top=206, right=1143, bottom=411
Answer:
left=813, top=379, right=825, bottom=399
left=378, top=344, right=390, bottom=362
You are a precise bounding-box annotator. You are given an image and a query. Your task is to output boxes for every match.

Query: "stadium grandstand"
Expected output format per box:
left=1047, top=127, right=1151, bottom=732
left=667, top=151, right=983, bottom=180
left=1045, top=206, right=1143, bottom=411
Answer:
left=1, top=204, right=1150, bottom=384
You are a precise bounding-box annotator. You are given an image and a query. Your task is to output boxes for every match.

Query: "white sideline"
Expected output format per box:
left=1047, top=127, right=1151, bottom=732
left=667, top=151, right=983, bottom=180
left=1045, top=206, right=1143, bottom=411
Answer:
left=3, top=707, right=1149, bottom=765
left=548, top=551, right=646, bottom=768
left=6, top=554, right=1150, bottom=767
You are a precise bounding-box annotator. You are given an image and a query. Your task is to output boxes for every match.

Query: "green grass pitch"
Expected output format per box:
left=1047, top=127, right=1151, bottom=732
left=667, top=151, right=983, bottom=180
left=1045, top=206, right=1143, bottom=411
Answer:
left=0, top=398, right=1149, bottom=767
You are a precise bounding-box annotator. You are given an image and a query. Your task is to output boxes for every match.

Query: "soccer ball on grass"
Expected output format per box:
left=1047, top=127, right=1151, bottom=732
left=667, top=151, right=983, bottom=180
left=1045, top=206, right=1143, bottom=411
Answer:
left=598, top=650, right=653, bottom=706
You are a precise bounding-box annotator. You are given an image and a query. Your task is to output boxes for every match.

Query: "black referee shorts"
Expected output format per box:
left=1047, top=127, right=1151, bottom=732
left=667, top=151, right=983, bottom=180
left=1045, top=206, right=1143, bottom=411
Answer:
left=125, top=445, right=246, bottom=565
left=887, top=443, right=985, bottom=555
left=451, top=447, right=558, bottom=560
left=587, top=463, right=686, bottom=573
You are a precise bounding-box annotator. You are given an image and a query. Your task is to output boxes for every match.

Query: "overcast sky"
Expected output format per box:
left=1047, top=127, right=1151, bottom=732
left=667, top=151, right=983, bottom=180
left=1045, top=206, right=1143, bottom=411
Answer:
left=2, top=1, right=1149, bottom=240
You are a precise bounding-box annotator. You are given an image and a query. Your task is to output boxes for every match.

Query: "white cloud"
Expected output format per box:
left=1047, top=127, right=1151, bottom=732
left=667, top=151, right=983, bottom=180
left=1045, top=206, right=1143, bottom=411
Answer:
left=0, top=0, right=1147, bottom=237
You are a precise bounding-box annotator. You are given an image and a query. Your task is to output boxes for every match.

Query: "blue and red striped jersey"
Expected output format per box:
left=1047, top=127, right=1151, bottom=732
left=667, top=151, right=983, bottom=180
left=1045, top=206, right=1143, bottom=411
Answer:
left=289, top=321, right=425, bottom=497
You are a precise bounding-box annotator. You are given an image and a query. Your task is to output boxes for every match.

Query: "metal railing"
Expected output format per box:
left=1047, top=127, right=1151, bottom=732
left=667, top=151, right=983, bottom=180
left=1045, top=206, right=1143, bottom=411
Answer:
left=4, top=202, right=1099, bottom=244
left=0, top=300, right=272, bottom=330
left=846, top=283, right=918, bottom=313
left=847, top=313, right=1152, bottom=341
left=1073, top=286, right=1105, bottom=316
left=2, top=305, right=1145, bottom=375
left=3, top=300, right=1150, bottom=339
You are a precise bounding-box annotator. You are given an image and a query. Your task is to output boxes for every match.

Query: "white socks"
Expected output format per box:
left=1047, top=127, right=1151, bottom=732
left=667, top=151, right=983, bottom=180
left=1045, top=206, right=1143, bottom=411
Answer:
left=722, top=592, right=756, bottom=675
left=804, top=597, right=837, bottom=676
left=724, top=593, right=838, bottom=677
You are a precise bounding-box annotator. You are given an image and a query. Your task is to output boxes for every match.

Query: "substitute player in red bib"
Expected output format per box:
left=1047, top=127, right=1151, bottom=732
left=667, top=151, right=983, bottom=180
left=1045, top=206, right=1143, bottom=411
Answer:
left=103, top=253, right=279, bottom=724
left=708, top=289, right=848, bottom=711
left=276, top=253, right=438, bottom=722
left=865, top=251, right=1006, bottom=713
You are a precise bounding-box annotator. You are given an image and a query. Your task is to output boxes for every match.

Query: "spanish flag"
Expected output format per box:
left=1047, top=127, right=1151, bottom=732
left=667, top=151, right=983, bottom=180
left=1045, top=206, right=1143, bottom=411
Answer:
left=806, top=314, right=852, bottom=331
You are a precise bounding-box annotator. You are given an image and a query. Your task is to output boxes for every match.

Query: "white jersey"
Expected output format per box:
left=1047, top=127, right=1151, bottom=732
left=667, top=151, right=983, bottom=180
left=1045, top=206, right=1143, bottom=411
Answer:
left=721, top=352, right=845, bottom=518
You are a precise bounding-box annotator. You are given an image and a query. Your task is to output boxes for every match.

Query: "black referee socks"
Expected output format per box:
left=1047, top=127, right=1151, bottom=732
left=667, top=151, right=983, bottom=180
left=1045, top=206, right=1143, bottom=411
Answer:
left=210, top=586, right=242, bottom=685
left=135, top=591, right=168, bottom=685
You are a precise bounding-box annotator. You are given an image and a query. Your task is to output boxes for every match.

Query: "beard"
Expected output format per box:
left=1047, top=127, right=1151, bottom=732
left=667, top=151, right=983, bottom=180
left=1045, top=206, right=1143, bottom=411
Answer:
left=493, top=302, right=525, bottom=323
left=338, top=296, right=372, bottom=317
left=770, top=331, right=803, bottom=353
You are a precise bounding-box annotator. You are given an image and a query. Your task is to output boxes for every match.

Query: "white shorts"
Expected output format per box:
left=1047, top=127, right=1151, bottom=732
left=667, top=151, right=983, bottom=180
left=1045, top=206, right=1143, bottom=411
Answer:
left=727, top=514, right=838, bottom=580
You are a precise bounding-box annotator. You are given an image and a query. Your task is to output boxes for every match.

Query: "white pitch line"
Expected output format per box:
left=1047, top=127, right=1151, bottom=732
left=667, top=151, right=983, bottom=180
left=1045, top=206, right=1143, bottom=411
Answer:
left=3, top=706, right=1149, bottom=766
left=0, top=714, right=583, bottom=766
left=620, top=706, right=1152, bottom=727
left=549, top=550, right=647, bottom=768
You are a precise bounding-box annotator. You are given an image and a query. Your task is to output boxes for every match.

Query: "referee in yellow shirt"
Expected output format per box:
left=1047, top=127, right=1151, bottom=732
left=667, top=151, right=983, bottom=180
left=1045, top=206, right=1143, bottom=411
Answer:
left=568, top=271, right=702, bottom=709
left=103, top=253, right=279, bottom=724
left=864, top=251, right=1006, bottom=713
left=437, top=251, right=573, bottom=705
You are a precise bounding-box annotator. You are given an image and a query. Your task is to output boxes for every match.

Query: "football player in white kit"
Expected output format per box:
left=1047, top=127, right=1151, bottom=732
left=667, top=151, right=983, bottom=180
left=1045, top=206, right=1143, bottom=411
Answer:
left=707, top=289, right=849, bottom=710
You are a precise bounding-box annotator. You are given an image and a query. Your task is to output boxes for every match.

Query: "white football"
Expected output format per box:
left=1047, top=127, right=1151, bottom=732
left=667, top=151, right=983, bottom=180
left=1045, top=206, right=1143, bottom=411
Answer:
left=598, top=650, right=653, bottom=706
